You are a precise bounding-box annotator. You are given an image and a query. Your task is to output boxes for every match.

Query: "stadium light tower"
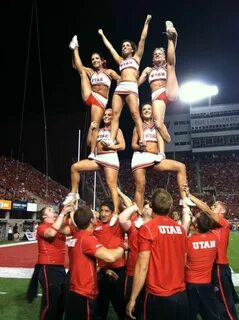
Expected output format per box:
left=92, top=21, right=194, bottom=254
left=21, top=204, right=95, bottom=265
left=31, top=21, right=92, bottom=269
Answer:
left=179, top=81, right=219, bottom=106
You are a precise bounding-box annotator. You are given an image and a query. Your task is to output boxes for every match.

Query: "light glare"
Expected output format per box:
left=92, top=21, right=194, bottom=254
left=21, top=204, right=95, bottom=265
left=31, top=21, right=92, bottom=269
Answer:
left=179, top=81, right=219, bottom=103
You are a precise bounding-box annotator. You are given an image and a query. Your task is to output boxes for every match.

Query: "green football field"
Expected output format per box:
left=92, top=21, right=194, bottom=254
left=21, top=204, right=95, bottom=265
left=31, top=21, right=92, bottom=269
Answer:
left=0, top=232, right=239, bottom=320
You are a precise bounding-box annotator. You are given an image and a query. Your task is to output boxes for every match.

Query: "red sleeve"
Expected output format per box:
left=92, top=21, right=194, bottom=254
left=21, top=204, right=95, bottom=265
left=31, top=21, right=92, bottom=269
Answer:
left=69, top=225, right=77, bottom=236
left=186, top=235, right=193, bottom=254
left=37, top=224, right=48, bottom=237
left=128, top=222, right=136, bottom=235
left=138, top=224, right=151, bottom=252
left=218, top=216, right=229, bottom=228
left=82, top=235, right=103, bottom=256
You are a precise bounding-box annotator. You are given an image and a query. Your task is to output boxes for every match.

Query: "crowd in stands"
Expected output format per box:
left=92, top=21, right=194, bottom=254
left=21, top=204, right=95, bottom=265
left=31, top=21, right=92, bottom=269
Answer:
left=1, top=153, right=239, bottom=219
left=0, top=156, right=68, bottom=205
left=86, top=154, right=239, bottom=219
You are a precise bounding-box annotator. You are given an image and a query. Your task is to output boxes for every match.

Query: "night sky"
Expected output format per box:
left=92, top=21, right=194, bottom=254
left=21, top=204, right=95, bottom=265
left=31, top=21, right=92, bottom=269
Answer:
left=1, top=0, right=239, bottom=188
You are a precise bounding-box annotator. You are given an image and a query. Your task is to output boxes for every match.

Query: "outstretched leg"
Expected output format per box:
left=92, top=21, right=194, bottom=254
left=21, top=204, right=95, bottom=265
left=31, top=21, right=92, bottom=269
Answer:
left=165, top=22, right=178, bottom=101
left=70, top=43, right=92, bottom=101
left=154, top=159, right=195, bottom=206
left=70, top=39, right=104, bottom=156
left=64, top=159, right=100, bottom=205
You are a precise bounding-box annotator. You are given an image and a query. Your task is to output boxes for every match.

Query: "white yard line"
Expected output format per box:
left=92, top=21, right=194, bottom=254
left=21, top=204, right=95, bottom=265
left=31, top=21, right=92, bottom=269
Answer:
left=0, top=267, right=238, bottom=286
left=0, top=267, right=68, bottom=279
left=0, top=241, right=37, bottom=248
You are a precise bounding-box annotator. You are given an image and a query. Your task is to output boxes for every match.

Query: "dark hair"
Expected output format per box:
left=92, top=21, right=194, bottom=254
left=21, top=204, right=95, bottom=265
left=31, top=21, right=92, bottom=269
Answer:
left=170, top=210, right=181, bottom=220
left=144, top=199, right=151, bottom=207
left=38, top=207, right=47, bottom=223
left=196, top=212, right=214, bottom=233
left=91, top=52, right=107, bottom=69
left=141, top=103, right=152, bottom=115
left=151, top=188, right=173, bottom=215
left=121, top=40, right=137, bottom=55
left=100, top=200, right=114, bottom=212
left=74, top=207, right=94, bottom=230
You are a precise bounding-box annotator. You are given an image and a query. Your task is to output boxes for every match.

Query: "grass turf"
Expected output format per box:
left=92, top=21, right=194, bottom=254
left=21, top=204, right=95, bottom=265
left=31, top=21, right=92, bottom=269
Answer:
left=0, top=232, right=238, bottom=319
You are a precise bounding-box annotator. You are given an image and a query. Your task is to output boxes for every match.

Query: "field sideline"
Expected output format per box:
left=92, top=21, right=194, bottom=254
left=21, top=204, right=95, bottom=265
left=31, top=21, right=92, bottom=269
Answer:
left=0, top=232, right=238, bottom=320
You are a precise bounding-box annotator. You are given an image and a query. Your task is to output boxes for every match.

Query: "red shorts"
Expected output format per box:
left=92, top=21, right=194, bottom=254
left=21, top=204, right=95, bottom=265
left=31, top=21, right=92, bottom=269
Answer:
left=155, top=91, right=169, bottom=104
left=84, top=92, right=107, bottom=110
left=152, top=88, right=170, bottom=105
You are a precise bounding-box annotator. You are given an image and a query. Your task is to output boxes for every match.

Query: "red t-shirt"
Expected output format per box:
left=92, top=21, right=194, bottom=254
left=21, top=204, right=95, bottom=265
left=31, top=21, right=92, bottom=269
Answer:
left=69, top=230, right=103, bottom=299
left=127, top=216, right=139, bottom=276
left=212, top=216, right=229, bottom=264
left=185, top=231, right=218, bottom=283
left=66, top=224, right=78, bottom=269
left=138, top=215, right=186, bottom=297
left=37, top=223, right=66, bottom=265
left=94, top=220, right=125, bottom=269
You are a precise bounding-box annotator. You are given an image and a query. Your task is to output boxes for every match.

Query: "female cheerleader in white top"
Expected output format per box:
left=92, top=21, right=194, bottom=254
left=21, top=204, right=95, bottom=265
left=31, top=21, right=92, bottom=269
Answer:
left=63, top=108, right=125, bottom=219
left=131, top=103, right=195, bottom=212
left=69, top=36, right=120, bottom=159
left=138, top=21, right=178, bottom=155
left=98, top=14, right=152, bottom=148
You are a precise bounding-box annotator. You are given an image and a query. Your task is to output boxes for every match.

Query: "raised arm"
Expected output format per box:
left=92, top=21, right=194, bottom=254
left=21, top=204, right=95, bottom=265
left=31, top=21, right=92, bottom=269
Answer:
left=135, top=14, right=152, bottom=60
left=98, top=29, right=122, bottom=64
left=181, top=206, right=193, bottom=234
left=189, top=193, right=219, bottom=223
left=119, top=203, right=138, bottom=232
left=117, top=187, right=133, bottom=208
left=108, top=69, right=121, bottom=82
left=182, top=185, right=219, bottom=223
left=43, top=205, right=74, bottom=239
left=138, top=67, right=151, bottom=86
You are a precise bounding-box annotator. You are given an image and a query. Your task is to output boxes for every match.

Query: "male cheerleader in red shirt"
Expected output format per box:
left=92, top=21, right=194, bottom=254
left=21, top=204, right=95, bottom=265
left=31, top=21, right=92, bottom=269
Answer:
left=36, top=204, right=73, bottom=320
left=182, top=205, right=221, bottom=319
left=119, top=201, right=152, bottom=319
left=93, top=200, right=126, bottom=319
left=127, top=188, right=189, bottom=320
left=64, top=206, right=126, bottom=320
left=185, top=191, right=239, bottom=320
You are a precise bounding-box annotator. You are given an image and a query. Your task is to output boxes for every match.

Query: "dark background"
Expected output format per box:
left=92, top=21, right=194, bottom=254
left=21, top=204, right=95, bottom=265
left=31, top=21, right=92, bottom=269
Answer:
left=1, top=0, right=239, bottom=188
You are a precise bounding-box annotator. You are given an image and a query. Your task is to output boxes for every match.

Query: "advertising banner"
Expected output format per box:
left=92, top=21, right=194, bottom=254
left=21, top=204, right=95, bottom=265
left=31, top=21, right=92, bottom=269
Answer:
left=27, top=202, right=38, bottom=212
left=12, top=201, right=27, bottom=211
left=0, top=200, right=12, bottom=210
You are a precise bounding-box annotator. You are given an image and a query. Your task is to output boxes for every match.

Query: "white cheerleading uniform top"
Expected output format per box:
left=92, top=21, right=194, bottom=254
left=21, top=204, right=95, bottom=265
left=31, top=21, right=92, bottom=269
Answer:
left=148, top=66, right=167, bottom=84
left=90, top=71, right=111, bottom=88
left=119, top=57, right=139, bottom=73
left=97, top=127, right=111, bottom=142
left=143, top=123, right=157, bottom=142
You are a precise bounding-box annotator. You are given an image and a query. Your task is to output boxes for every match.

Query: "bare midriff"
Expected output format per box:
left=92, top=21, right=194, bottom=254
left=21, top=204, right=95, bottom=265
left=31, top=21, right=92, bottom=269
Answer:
left=150, top=79, right=166, bottom=93
left=120, top=68, right=138, bottom=82
left=92, top=84, right=109, bottom=98
left=144, top=141, right=158, bottom=154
